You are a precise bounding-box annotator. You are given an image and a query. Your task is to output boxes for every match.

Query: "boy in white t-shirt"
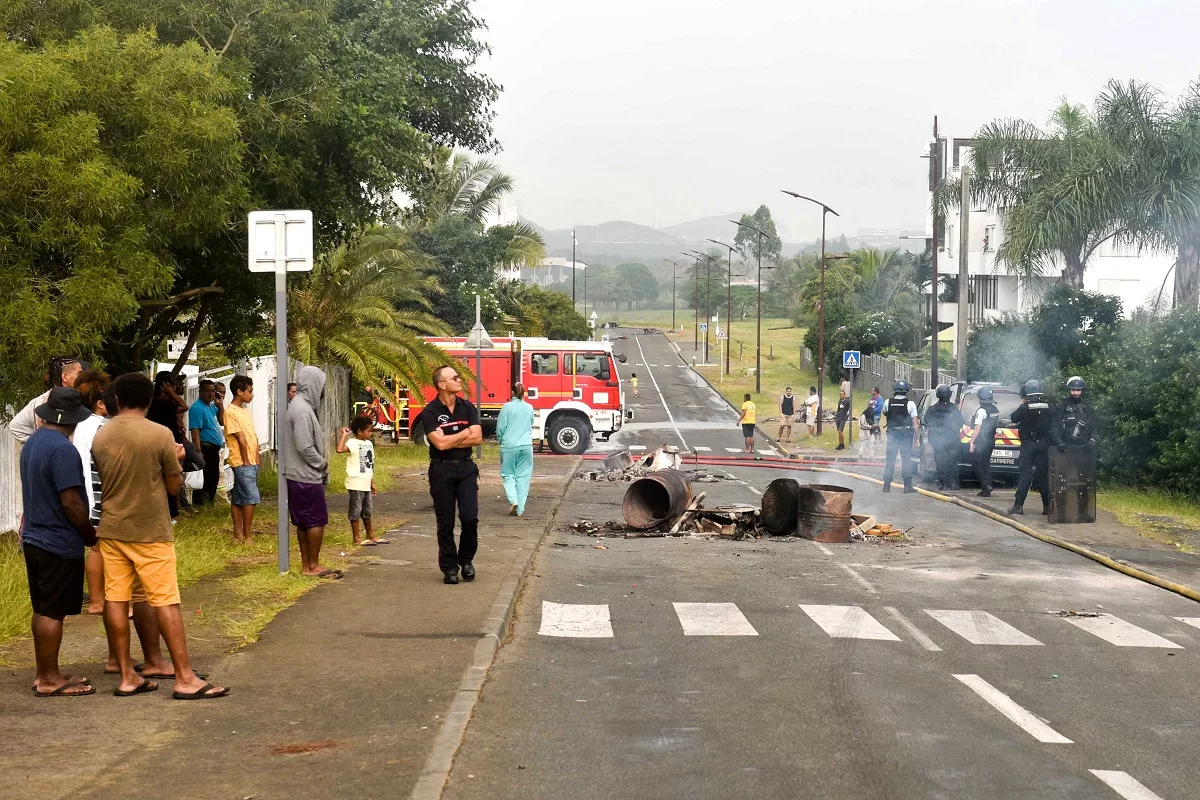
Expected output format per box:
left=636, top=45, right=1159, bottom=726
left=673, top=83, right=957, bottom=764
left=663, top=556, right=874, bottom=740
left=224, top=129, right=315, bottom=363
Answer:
left=804, top=386, right=820, bottom=438
left=337, top=416, right=387, bottom=546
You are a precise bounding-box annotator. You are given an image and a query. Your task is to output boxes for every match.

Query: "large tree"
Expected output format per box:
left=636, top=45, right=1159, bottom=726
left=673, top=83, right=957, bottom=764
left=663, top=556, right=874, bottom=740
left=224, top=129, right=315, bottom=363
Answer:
left=734, top=205, right=783, bottom=267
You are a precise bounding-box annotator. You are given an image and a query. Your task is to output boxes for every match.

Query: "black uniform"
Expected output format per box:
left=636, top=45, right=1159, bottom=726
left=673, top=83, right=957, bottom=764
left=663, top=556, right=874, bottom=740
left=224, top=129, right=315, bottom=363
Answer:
left=924, top=399, right=965, bottom=490
left=882, top=394, right=917, bottom=489
left=1051, top=397, right=1096, bottom=451
left=972, top=400, right=1000, bottom=492
left=1011, top=396, right=1052, bottom=512
left=417, top=396, right=481, bottom=574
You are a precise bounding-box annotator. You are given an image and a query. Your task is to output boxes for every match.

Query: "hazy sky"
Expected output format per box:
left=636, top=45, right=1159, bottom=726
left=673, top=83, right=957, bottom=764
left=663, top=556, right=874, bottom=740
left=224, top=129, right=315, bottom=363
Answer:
left=475, top=0, right=1200, bottom=241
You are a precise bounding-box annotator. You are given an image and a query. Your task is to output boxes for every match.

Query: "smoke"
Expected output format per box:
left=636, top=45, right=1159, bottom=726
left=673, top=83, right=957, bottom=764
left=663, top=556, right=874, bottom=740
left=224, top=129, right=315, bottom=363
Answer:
left=966, top=314, right=1050, bottom=384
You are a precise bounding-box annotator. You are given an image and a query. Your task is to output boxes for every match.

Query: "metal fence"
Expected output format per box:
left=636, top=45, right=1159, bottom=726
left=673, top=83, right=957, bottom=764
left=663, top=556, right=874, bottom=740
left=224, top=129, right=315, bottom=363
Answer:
left=800, top=348, right=936, bottom=391
left=1, top=357, right=349, bottom=534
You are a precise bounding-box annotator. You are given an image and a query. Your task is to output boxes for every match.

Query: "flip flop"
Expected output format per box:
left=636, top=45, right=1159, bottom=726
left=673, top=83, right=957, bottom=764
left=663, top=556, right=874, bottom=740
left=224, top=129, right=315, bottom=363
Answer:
left=370, top=538, right=391, bottom=545
left=31, top=675, right=91, bottom=693
left=172, top=682, right=230, bottom=700
left=114, top=680, right=159, bottom=697
left=315, top=569, right=344, bottom=579
left=141, top=670, right=208, bottom=680
left=36, top=680, right=95, bottom=698
left=361, top=540, right=378, bottom=546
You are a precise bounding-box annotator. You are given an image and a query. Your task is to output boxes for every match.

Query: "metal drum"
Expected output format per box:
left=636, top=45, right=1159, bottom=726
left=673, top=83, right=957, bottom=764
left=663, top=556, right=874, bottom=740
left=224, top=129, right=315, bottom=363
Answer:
left=622, top=469, right=693, bottom=529
left=796, top=484, right=854, bottom=543
left=761, top=478, right=801, bottom=535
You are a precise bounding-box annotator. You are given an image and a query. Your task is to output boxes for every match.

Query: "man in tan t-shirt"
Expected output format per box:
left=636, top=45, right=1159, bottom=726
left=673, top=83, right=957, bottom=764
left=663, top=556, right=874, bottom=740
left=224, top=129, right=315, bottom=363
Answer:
left=92, top=372, right=229, bottom=700
left=223, top=375, right=259, bottom=543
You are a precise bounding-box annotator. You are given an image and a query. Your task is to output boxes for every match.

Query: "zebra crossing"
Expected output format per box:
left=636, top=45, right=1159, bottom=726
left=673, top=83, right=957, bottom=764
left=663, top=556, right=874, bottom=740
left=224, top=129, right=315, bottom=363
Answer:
left=537, top=601, right=1192, bottom=650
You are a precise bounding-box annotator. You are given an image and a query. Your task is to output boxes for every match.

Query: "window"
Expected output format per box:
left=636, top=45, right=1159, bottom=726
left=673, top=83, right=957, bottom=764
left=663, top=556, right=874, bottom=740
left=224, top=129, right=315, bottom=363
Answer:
left=984, top=225, right=995, bottom=251
left=570, top=353, right=606, bottom=378
left=530, top=353, right=559, bottom=375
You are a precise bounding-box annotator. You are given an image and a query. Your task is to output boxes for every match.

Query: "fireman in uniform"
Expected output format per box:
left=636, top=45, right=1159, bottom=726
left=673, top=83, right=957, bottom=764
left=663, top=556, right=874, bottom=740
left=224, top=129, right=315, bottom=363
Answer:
left=968, top=387, right=1001, bottom=497
left=1051, top=376, right=1095, bottom=451
left=882, top=380, right=920, bottom=493
left=1009, top=379, right=1052, bottom=515
left=924, top=384, right=965, bottom=491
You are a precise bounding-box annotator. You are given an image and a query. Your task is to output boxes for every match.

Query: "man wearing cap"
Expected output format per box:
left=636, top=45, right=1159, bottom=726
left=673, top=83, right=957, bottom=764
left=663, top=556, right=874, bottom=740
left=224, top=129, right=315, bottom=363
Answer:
left=19, top=387, right=98, bottom=696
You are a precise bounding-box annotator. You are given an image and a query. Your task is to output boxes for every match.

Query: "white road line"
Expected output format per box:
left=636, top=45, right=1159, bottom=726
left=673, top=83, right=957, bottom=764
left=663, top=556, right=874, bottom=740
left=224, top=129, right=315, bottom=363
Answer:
left=725, top=447, right=743, bottom=453
left=813, top=543, right=835, bottom=557
left=757, top=448, right=777, bottom=456
left=1089, top=770, right=1165, bottom=800
left=1175, top=616, right=1200, bottom=630
left=800, top=605, right=900, bottom=641
left=694, top=446, right=712, bottom=452
left=747, top=486, right=762, bottom=495
left=673, top=602, right=759, bottom=636
left=633, top=336, right=688, bottom=450
left=925, top=610, right=1043, bottom=646
left=953, top=674, right=1072, bottom=744
left=628, top=445, right=647, bottom=451
left=883, top=607, right=942, bottom=651
left=538, top=602, right=613, bottom=638
left=647, top=363, right=658, bottom=367
left=1062, top=614, right=1182, bottom=648
left=839, top=564, right=877, bottom=594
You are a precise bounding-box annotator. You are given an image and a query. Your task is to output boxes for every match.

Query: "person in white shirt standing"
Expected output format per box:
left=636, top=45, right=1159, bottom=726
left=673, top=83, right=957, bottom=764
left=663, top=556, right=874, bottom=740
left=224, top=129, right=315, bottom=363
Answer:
left=338, top=416, right=385, bottom=546
left=10, top=357, right=87, bottom=445
left=803, top=386, right=820, bottom=438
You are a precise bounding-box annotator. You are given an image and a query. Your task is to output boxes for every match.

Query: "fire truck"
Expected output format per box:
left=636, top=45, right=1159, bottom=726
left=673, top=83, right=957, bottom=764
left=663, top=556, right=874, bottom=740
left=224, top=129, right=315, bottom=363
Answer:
left=406, top=337, right=630, bottom=455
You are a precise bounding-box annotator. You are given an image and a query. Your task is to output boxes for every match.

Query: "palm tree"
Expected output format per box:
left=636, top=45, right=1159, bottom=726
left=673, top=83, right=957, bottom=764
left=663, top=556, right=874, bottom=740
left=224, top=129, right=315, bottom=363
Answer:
left=289, top=227, right=452, bottom=402
left=408, top=149, right=517, bottom=228
left=1097, top=79, right=1200, bottom=308
left=964, top=100, right=1120, bottom=288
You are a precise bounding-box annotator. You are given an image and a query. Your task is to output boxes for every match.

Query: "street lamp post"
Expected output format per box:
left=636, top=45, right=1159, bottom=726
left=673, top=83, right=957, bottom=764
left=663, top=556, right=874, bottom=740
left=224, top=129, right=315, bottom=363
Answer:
left=681, top=252, right=703, bottom=352
left=707, top=238, right=737, bottom=375
left=687, top=249, right=712, bottom=363
left=780, top=191, right=840, bottom=434
left=729, top=220, right=770, bottom=394
left=571, top=228, right=577, bottom=307
left=663, top=259, right=681, bottom=330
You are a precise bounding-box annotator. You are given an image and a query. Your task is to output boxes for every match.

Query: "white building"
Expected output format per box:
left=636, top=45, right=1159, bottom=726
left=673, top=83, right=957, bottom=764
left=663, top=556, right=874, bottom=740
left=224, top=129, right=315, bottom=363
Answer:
left=928, top=137, right=1173, bottom=329
left=510, top=256, right=587, bottom=286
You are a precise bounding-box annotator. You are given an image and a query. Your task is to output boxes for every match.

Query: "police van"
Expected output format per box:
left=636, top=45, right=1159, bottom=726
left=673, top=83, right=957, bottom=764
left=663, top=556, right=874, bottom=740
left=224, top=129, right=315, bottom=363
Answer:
left=915, top=382, right=1024, bottom=484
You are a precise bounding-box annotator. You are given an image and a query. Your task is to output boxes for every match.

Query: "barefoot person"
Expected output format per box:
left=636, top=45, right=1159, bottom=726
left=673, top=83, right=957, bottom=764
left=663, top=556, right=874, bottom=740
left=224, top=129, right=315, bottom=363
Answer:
left=20, top=388, right=98, bottom=697
left=738, top=393, right=756, bottom=454
left=224, top=376, right=259, bottom=543
left=91, top=373, right=228, bottom=699
left=497, top=382, right=535, bottom=517
left=417, top=366, right=483, bottom=585
left=337, top=416, right=385, bottom=546
left=284, top=366, right=338, bottom=578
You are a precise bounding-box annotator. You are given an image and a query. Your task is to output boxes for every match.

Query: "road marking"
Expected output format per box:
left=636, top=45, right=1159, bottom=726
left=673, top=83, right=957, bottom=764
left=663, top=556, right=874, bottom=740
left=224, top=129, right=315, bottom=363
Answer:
left=883, top=607, right=942, bottom=651
left=838, top=564, right=877, bottom=593
left=1175, top=617, right=1200, bottom=630
left=800, top=605, right=900, bottom=641
left=539, top=602, right=613, bottom=638
left=694, top=446, right=712, bottom=452
left=628, top=445, right=647, bottom=451
left=757, top=448, right=777, bottom=456
left=673, top=602, right=759, bottom=636
left=647, top=363, right=658, bottom=366
left=1089, top=770, right=1165, bottom=800
left=747, top=486, right=762, bottom=495
left=925, top=610, right=1043, bottom=646
left=725, top=447, right=743, bottom=453
left=953, top=674, right=1072, bottom=743
left=1062, top=614, right=1181, bottom=648
left=633, top=336, right=688, bottom=449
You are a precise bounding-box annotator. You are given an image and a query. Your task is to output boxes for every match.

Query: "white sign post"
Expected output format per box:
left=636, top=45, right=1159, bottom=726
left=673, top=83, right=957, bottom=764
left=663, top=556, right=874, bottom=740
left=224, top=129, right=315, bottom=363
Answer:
left=249, top=210, right=314, bottom=574
left=842, top=350, right=861, bottom=447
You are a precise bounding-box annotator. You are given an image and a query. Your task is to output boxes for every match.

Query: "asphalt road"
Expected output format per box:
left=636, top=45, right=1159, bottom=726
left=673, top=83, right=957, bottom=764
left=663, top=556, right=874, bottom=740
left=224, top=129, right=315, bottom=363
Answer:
left=444, top=331, right=1200, bottom=800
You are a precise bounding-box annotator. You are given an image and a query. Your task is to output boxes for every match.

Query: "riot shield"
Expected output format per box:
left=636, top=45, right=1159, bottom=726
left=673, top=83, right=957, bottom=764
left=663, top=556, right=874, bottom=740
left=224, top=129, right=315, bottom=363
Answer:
left=1048, top=446, right=1097, bottom=524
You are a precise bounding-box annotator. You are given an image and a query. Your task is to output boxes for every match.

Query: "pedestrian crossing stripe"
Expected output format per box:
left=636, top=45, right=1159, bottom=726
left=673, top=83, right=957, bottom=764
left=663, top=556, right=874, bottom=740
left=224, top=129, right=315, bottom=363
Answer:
left=694, top=446, right=712, bottom=452
left=536, top=603, right=1189, bottom=649
left=757, top=448, right=777, bottom=456
left=725, top=447, right=742, bottom=453
left=628, top=445, right=647, bottom=451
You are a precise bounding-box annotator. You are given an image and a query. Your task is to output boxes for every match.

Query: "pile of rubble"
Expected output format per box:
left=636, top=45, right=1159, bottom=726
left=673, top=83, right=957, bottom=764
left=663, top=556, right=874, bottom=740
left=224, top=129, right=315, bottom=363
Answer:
left=577, top=447, right=685, bottom=482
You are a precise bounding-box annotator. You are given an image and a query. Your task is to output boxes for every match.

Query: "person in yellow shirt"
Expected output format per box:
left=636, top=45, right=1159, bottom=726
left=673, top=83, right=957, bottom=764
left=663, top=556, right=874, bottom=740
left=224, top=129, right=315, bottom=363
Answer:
left=223, top=376, right=260, bottom=543
left=738, top=393, right=756, bottom=454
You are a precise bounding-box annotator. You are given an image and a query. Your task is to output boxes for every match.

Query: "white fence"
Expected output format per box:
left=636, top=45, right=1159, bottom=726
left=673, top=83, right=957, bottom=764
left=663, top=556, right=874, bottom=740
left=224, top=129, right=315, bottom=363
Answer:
left=1, top=357, right=348, bottom=534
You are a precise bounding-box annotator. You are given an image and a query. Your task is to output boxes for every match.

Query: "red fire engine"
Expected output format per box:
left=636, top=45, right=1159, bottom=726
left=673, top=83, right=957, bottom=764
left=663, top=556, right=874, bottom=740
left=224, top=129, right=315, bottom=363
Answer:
left=406, top=337, right=630, bottom=454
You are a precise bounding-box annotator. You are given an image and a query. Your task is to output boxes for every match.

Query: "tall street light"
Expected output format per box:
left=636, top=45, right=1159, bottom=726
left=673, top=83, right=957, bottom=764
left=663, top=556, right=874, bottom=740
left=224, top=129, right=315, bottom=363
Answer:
left=729, top=219, right=770, bottom=394
left=663, top=258, right=681, bottom=330
left=571, top=228, right=577, bottom=307
left=781, top=190, right=840, bottom=435
left=681, top=252, right=703, bottom=352
left=707, top=238, right=737, bottom=375
left=687, top=249, right=712, bottom=363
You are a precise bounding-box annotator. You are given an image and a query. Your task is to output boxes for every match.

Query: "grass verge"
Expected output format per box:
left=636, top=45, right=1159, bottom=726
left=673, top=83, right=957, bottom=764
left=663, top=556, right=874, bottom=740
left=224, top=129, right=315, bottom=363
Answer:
left=1098, top=487, right=1200, bottom=553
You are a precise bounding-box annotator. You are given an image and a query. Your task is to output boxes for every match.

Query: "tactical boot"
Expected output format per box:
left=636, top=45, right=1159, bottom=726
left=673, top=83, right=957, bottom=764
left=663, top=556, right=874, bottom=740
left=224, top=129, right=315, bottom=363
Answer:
left=882, top=482, right=891, bottom=493
left=903, top=480, right=916, bottom=493
left=1008, top=505, right=1023, bottom=515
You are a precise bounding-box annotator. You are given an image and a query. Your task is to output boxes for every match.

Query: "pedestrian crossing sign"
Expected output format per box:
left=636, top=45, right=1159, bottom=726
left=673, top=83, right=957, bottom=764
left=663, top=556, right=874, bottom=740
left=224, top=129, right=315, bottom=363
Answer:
left=842, top=350, right=861, bottom=369
left=699, top=323, right=708, bottom=332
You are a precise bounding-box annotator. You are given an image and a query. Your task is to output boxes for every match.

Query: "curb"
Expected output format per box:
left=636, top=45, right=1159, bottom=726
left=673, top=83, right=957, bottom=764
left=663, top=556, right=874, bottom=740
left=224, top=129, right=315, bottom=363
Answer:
left=408, top=457, right=581, bottom=800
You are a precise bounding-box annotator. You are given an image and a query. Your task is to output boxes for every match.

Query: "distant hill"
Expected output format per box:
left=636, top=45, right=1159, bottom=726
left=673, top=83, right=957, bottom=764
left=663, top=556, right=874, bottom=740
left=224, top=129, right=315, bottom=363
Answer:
left=659, top=212, right=751, bottom=244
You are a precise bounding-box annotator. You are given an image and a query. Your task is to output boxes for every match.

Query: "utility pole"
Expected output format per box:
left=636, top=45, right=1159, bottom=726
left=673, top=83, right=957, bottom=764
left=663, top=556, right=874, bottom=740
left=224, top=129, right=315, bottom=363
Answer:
left=930, top=116, right=941, bottom=386
left=663, top=259, right=680, bottom=330
left=706, top=239, right=737, bottom=376
left=571, top=228, right=577, bottom=307
left=956, top=164, right=971, bottom=382
left=682, top=252, right=702, bottom=352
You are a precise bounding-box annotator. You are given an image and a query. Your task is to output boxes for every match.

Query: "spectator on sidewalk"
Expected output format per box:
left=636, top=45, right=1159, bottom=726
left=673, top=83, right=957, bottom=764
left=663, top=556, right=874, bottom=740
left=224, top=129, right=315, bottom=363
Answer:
left=148, top=372, right=200, bottom=520
left=835, top=389, right=852, bottom=450
left=778, top=387, right=796, bottom=443
left=92, top=372, right=228, bottom=700
left=224, top=375, right=260, bottom=544
left=804, top=387, right=820, bottom=438
left=188, top=380, right=224, bottom=505
left=337, top=416, right=386, bottom=546
left=497, top=382, right=535, bottom=517
left=213, top=381, right=227, bottom=426
left=284, top=366, right=337, bottom=579
left=20, top=387, right=98, bottom=697
left=10, top=356, right=87, bottom=445
left=417, top=365, right=483, bottom=585
left=287, top=382, right=297, bottom=403
left=71, top=370, right=110, bottom=614
left=738, top=393, right=756, bottom=454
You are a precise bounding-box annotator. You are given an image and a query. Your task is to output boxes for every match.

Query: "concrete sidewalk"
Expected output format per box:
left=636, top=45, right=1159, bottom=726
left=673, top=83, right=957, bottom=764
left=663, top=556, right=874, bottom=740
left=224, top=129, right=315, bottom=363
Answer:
left=2, top=455, right=576, bottom=800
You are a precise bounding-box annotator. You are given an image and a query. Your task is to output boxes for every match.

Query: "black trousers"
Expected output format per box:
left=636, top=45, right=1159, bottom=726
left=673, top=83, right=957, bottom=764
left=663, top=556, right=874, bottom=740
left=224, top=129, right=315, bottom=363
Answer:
left=199, top=443, right=222, bottom=504
left=429, top=459, right=480, bottom=572
left=1014, top=444, right=1049, bottom=510
left=932, top=440, right=960, bottom=488
left=973, top=445, right=994, bottom=491
left=882, top=432, right=915, bottom=485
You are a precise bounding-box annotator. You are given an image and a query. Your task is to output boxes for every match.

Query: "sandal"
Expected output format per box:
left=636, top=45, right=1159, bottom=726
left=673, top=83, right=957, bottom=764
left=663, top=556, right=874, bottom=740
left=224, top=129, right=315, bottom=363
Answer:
left=36, top=680, right=95, bottom=698
left=315, top=569, right=344, bottom=580
left=172, top=682, right=230, bottom=700
left=114, top=680, right=159, bottom=697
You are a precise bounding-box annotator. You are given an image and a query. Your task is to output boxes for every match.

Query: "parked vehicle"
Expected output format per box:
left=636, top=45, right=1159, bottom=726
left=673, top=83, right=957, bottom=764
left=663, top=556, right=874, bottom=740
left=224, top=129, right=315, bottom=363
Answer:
left=915, top=382, right=1024, bottom=484
left=406, top=337, right=629, bottom=455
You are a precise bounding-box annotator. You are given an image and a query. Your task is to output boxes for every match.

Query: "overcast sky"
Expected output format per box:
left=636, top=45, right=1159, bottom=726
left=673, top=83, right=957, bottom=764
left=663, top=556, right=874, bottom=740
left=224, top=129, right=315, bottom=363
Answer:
left=475, top=0, right=1200, bottom=241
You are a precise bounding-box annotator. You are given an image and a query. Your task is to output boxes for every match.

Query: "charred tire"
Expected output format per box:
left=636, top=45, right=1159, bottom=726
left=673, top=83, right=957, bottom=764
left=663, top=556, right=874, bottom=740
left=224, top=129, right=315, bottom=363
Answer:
left=410, top=421, right=427, bottom=447
left=548, top=416, right=590, bottom=455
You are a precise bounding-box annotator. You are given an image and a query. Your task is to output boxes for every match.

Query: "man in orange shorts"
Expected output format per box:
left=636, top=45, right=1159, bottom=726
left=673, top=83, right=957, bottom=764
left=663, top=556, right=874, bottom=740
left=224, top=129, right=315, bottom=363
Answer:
left=92, top=373, right=229, bottom=700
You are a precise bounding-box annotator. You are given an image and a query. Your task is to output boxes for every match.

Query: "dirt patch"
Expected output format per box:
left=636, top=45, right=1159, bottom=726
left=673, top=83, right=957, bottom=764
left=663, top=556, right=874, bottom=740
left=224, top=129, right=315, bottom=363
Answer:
left=271, top=740, right=343, bottom=756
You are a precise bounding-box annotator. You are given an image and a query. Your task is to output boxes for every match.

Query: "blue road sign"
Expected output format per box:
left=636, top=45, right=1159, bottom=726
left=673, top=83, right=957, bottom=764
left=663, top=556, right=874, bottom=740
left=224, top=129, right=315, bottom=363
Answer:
left=699, top=323, right=708, bottom=332
left=842, top=350, right=861, bottom=369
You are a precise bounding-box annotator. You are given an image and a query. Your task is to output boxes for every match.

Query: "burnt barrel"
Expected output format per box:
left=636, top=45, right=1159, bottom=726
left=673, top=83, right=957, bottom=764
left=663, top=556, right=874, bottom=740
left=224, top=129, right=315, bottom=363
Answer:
left=622, top=469, right=693, bottom=529
left=761, top=478, right=801, bottom=535
left=796, top=484, right=854, bottom=543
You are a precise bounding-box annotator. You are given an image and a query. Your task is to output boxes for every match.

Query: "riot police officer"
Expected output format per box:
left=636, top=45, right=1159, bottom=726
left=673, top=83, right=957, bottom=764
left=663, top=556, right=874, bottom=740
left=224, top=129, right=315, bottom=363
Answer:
left=1048, top=375, right=1098, bottom=523
left=923, top=384, right=965, bottom=491
left=1052, top=376, right=1095, bottom=450
left=882, top=380, right=920, bottom=493
left=1009, top=379, right=1052, bottom=515
left=968, top=387, right=1000, bottom=497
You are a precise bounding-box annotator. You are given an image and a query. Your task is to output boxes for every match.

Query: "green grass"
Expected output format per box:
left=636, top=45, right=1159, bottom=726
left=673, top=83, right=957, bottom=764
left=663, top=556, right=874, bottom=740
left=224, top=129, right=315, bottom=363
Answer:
left=0, top=535, right=28, bottom=645
left=1099, top=487, right=1200, bottom=553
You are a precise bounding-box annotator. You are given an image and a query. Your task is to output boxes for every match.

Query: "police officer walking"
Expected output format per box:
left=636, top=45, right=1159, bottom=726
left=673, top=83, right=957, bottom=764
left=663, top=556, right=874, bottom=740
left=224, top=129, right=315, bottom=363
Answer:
left=923, top=384, right=965, bottom=491
left=417, top=365, right=484, bottom=585
left=1009, top=379, right=1052, bottom=515
left=968, top=387, right=1001, bottom=497
left=882, top=380, right=920, bottom=493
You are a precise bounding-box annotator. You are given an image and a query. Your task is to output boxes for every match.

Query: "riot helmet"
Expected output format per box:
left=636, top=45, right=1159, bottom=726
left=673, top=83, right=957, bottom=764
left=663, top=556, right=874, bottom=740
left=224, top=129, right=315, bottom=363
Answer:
left=977, top=387, right=994, bottom=403
left=935, top=384, right=952, bottom=401
left=1023, top=379, right=1044, bottom=397
left=893, top=380, right=910, bottom=394
left=1066, top=376, right=1085, bottom=398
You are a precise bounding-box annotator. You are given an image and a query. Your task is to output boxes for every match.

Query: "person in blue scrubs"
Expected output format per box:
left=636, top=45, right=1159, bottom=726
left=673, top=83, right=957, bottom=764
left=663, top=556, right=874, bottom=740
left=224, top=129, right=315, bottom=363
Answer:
left=497, top=383, right=535, bottom=516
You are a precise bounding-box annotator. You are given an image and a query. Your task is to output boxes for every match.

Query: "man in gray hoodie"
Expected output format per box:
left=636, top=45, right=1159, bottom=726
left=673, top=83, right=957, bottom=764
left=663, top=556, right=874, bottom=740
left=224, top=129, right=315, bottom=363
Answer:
left=284, top=366, right=338, bottom=578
